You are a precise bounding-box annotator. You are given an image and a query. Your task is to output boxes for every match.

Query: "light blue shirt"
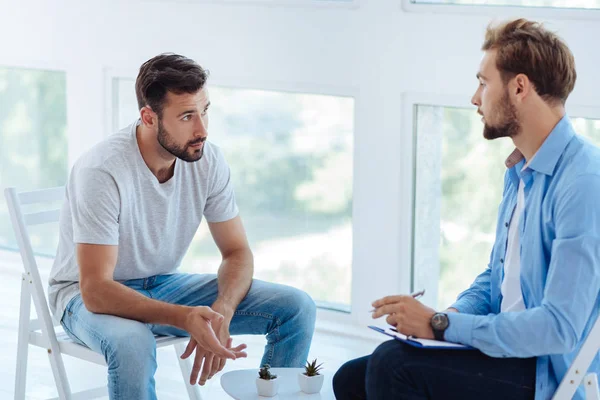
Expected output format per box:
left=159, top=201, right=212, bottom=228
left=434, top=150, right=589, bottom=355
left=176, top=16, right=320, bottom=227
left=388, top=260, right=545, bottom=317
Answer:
left=445, top=116, right=600, bottom=400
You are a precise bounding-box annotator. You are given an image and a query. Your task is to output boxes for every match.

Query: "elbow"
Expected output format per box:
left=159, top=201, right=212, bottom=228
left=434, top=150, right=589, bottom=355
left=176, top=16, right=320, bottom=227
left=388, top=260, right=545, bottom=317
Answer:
left=224, top=247, right=254, bottom=270
left=546, top=308, right=580, bottom=354
left=559, top=330, right=579, bottom=354
left=548, top=331, right=578, bottom=355
left=79, top=279, right=106, bottom=314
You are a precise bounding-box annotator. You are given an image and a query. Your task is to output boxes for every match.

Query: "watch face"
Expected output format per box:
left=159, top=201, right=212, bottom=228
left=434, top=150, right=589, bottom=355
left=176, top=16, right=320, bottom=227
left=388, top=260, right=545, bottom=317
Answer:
left=432, top=313, right=449, bottom=330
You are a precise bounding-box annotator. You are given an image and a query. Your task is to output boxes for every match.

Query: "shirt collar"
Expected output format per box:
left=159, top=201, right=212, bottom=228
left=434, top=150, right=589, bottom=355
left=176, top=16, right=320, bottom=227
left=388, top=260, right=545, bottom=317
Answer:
left=504, top=115, right=575, bottom=177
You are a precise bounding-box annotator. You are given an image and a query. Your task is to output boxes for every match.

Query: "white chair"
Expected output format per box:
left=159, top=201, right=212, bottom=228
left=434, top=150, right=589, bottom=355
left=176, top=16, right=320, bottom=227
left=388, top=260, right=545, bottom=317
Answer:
left=552, top=313, right=600, bottom=400
left=5, top=186, right=203, bottom=400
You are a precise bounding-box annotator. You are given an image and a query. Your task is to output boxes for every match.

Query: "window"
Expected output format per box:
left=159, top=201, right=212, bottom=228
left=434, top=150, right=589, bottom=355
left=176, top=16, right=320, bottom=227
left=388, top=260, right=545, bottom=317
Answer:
left=113, top=79, right=354, bottom=311
left=410, top=0, right=600, bottom=9
left=412, top=104, right=600, bottom=310
left=0, top=67, right=68, bottom=256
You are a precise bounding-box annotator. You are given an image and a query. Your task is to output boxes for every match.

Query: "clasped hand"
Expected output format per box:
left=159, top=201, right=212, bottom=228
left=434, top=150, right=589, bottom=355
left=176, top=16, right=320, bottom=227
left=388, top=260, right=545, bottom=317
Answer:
left=180, top=306, right=247, bottom=385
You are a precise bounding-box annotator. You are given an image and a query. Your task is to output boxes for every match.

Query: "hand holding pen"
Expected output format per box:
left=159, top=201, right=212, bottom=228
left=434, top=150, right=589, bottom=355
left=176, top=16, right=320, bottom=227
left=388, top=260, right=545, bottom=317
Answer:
left=370, top=289, right=437, bottom=340
left=369, top=289, right=425, bottom=314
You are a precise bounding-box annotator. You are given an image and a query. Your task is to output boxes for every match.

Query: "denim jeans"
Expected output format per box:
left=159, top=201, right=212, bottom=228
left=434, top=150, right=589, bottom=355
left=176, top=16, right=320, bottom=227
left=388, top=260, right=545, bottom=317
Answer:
left=60, top=273, right=316, bottom=400
left=333, top=339, right=536, bottom=400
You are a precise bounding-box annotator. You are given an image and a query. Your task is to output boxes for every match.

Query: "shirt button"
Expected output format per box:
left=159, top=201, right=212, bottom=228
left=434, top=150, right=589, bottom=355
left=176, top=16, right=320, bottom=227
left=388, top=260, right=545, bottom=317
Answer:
left=505, top=222, right=509, bottom=227
left=500, top=258, right=504, bottom=263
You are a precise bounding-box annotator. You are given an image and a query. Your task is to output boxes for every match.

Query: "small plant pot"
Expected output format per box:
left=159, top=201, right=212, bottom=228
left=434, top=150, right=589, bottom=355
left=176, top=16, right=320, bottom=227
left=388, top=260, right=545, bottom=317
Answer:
left=256, top=377, right=279, bottom=397
left=298, top=373, right=324, bottom=394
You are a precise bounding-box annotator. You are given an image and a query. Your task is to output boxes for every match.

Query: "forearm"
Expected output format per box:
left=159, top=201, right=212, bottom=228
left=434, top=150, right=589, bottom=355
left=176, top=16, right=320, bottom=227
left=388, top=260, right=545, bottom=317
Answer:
left=81, top=280, right=191, bottom=328
left=449, top=268, right=492, bottom=315
left=214, top=248, right=254, bottom=313
left=445, top=304, right=584, bottom=357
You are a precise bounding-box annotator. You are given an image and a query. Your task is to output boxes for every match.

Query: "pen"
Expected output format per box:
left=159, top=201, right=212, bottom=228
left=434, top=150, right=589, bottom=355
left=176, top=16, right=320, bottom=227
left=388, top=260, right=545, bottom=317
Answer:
left=369, top=289, right=426, bottom=313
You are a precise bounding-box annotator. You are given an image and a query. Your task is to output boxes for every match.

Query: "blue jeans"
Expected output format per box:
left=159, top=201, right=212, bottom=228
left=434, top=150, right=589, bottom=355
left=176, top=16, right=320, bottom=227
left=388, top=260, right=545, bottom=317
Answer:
left=60, top=273, right=316, bottom=400
left=333, top=340, right=536, bottom=400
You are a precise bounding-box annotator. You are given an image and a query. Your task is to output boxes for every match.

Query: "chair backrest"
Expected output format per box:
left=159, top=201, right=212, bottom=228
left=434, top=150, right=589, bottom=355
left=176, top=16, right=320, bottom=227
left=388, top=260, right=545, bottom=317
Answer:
left=552, top=312, right=600, bottom=400
left=4, top=186, right=65, bottom=335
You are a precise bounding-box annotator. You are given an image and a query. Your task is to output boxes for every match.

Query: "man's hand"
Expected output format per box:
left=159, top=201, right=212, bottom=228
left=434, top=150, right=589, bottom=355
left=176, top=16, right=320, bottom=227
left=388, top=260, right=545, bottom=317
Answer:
left=180, top=336, right=247, bottom=386
left=182, top=306, right=237, bottom=359
left=371, top=295, right=437, bottom=339
left=208, top=301, right=243, bottom=377
left=180, top=306, right=241, bottom=385
left=181, top=302, right=247, bottom=386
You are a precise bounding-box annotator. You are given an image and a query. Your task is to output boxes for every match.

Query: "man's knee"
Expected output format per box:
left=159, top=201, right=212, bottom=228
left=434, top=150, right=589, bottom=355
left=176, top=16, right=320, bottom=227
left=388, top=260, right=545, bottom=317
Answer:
left=333, top=361, right=353, bottom=398
left=367, top=340, right=411, bottom=376
left=333, top=357, right=368, bottom=399
left=284, top=287, right=316, bottom=328
left=103, top=324, right=157, bottom=373
left=333, top=359, right=353, bottom=387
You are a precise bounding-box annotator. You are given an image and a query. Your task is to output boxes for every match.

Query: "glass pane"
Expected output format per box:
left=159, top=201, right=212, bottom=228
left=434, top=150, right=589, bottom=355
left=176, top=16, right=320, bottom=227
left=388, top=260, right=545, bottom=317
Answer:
left=413, top=105, right=600, bottom=310
left=0, top=67, right=68, bottom=256
left=115, top=79, right=354, bottom=310
left=413, top=0, right=600, bottom=9
left=114, top=78, right=140, bottom=131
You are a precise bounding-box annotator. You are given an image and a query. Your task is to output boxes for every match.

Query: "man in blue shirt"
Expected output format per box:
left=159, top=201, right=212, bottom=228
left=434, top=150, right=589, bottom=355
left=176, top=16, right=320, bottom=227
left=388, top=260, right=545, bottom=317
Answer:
left=333, top=18, right=600, bottom=400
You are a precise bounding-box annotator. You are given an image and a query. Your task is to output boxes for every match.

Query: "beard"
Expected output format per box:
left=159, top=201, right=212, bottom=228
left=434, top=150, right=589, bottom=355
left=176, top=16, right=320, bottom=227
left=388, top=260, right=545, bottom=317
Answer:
left=482, top=90, right=521, bottom=140
left=157, top=119, right=205, bottom=162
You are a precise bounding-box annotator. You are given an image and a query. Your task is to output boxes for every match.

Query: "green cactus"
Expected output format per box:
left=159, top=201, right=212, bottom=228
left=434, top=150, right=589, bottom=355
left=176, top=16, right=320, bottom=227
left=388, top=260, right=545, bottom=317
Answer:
left=303, top=359, right=324, bottom=377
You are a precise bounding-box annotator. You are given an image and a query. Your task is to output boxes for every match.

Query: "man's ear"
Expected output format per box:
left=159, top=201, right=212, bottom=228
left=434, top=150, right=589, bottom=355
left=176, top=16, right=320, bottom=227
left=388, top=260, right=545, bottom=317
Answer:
left=513, top=73, right=533, bottom=102
left=140, top=106, right=158, bottom=128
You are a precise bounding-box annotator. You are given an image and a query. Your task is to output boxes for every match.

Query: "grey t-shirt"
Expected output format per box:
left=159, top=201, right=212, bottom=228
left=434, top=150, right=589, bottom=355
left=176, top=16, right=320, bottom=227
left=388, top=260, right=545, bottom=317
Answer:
left=48, top=120, right=239, bottom=320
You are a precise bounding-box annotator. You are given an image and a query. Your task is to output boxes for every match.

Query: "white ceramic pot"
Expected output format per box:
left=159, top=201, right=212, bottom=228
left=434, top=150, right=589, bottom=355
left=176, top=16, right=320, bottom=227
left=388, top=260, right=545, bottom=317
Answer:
left=298, top=373, right=325, bottom=394
left=256, top=377, right=279, bottom=397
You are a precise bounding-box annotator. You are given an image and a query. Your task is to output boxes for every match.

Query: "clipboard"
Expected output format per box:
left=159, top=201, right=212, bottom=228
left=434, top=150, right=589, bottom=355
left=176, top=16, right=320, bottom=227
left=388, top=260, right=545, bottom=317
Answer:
left=368, top=326, right=474, bottom=350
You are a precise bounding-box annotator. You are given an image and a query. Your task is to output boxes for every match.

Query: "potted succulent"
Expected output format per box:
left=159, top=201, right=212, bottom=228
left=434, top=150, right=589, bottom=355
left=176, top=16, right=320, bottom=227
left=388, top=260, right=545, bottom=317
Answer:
left=256, top=364, right=279, bottom=397
left=298, top=358, right=324, bottom=394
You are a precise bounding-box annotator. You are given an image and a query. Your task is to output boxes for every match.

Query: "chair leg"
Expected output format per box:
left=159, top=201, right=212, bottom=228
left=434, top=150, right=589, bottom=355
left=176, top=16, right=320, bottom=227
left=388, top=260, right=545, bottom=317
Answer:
left=174, top=342, right=203, bottom=400
left=14, top=277, right=30, bottom=400
left=46, top=351, right=72, bottom=399
left=25, top=278, right=71, bottom=400
left=585, top=373, right=599, bottom=400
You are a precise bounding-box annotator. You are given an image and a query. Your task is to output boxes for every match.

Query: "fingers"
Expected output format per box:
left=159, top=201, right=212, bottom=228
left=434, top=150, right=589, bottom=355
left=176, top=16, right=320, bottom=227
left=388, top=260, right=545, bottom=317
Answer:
left=373, top=303, right=404, bottom=319
left=208, top=353, right=221, bottom=379
left=231, top=343, right=248, bottom=353
left=198, top=306, right=225, bottom=324
left=232, top=349, right=248, bottom=358
left=228, top=337, right=248, bottom=359
left=217, top=356, right=226, bottom=373
left=372, top=295, right=407, bottom=308
left=194, top=325, right=236, bottom=360
left=213, top=343, right=236, bottom=360
left=386, top=313, right=398, bottom=327
left=190, top=349, right=205, bottom=385
left=180, top=338, right=197, bottom=359
left=199, top=353, right=215, bottom=386
left=213, top=338, right=233, bottom=375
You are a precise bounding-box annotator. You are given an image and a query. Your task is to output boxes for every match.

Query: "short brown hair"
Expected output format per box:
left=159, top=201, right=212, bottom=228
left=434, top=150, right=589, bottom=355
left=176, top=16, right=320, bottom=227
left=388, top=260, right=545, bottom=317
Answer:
left=135, top=53, right=209, bottom=117
left=482, top=18, right=576, bottom=105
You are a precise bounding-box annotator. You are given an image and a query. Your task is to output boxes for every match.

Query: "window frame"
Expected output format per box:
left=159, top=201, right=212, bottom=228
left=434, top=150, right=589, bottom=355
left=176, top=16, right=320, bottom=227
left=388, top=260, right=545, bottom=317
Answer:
left=404, top=91, right=600, bottom=309
left=401, top=0, right=600, bottom=20
left=0, top=61, right=70, bottom=255
left=146, top=0, right=361, bottom=10
left=105, top=68, right=363, bottom=321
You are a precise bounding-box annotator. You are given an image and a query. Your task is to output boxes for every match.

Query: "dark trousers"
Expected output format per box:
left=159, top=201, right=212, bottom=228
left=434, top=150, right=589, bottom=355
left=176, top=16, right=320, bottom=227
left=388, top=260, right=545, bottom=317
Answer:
left=332, top=340, right=536, bottom=400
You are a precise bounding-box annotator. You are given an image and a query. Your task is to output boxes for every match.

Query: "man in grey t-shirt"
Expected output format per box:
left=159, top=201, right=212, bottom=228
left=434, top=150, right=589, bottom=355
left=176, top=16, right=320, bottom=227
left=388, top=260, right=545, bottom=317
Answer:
left=51, top=53, right=316, bottom=399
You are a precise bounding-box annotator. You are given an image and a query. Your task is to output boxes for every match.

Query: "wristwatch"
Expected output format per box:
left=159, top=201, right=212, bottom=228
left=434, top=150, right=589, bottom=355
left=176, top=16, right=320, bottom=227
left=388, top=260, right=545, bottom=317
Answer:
left=430, top=313, right=449, bottom=341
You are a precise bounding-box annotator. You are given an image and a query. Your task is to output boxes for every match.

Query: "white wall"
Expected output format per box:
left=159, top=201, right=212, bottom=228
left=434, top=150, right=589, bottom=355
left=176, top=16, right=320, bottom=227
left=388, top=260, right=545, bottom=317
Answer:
left=1, top=0, right=599, bottom=328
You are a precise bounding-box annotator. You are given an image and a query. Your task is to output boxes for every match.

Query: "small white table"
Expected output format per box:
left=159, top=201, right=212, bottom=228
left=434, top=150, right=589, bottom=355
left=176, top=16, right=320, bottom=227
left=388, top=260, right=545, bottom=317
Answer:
left=220, top=368, right=335, bottom=399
